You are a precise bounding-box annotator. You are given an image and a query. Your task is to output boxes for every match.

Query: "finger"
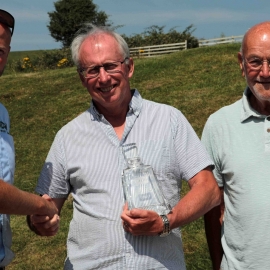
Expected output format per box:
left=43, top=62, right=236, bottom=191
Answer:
left=32, top=215, right=60, bottom=236
left=42, top=194, right=52, bottom=201
left=129, top=208, right=157, bottom=218
left=31, top=215, right=50, bottom=224
left=123, top=222, right=129, bottom=232
left=123, top=203, right=128, bottom=211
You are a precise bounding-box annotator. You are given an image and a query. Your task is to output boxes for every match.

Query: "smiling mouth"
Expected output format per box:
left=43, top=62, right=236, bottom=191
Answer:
left=99, top=85, right=115, bottom=93
left=257, top=81, right=270, bottom=84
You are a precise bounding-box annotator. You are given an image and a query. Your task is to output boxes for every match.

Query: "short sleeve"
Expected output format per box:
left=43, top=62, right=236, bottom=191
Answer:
left=201, top=116, right=224, bottom=187
left=35, top=131, right=70, bottom=198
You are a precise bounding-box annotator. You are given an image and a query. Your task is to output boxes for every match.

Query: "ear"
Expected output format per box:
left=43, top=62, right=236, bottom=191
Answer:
left=238, top=52, right=245, bottom=77
left=126, top=57, right=134, bottom=79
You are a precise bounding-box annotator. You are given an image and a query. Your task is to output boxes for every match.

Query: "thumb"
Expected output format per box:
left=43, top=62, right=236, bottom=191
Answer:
left=42, top=194, right=52, bottom=201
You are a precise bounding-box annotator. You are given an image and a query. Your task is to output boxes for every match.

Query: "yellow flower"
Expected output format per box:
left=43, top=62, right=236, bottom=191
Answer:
left=57, top=58, right=68, bottom=67
left=23, top=57, right=30, bottom=61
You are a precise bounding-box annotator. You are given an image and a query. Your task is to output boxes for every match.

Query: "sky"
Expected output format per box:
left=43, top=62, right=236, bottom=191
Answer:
left=2, top=0, right=270, bottom=52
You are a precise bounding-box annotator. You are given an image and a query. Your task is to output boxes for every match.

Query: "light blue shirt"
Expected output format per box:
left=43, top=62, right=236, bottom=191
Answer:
left=202, top=88, right=270, bottom=270
left=36, top=89, right=213, bottom=269
left=0, top=102, right=15, bottom=267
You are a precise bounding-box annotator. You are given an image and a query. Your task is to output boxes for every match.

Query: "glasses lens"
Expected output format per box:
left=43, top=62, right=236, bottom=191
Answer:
left=248, top=59, right=262, bottom=69
left=0, top=9, right=15, bottom=36
left=104, top=62, right=120, bottom=72
left=86, top=67, right=99, bottom=77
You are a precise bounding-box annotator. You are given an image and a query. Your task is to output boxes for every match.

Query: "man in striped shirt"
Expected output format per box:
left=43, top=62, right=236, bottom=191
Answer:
left=29, top=24, right=220, bottom=269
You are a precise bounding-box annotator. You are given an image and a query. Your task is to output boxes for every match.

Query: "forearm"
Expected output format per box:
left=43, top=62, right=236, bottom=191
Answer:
left=0, top=180, right=51, bottom=216
left=204, top=206, right=223, bottom=270
left=168, top=168, right=220, bottom=229
left=204, top=188, right=224, bottom=270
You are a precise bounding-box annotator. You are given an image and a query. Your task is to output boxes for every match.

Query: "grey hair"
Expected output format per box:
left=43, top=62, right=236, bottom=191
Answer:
left=70, top=23, right=130, bottom=67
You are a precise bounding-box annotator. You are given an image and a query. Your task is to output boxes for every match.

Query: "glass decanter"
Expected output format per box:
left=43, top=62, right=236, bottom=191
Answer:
left=122, top=144, right=171, bottom=215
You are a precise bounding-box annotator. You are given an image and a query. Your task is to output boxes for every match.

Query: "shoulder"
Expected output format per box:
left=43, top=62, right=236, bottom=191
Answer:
left=142, top=98, right=183, bottom=117
left=0, top=103, right=10, bottom=132
left=202, top=98, right=242, bottom=143
left=59, top=110, right=90, bottom=132
left=0, top=103, right=9, bottom=117
left=207, top=99, right=241, bottom=125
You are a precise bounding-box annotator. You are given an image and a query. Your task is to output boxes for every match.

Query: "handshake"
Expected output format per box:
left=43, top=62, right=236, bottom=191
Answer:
left=0, top=180, right=60, bottom=236
left=27, top=194, right=61, bottom=237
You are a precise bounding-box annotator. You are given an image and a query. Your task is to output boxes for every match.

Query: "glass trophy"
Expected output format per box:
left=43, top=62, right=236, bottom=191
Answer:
left=122, top=143, right=171, bottom=215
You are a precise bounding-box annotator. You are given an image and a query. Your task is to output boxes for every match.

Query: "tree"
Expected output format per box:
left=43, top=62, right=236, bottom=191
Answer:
left=122, top=24, right=199, bottom=49
left=47, top=0, right=110, bottom=48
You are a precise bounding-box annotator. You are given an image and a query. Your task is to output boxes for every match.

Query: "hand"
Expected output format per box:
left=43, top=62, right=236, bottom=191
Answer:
left=30, top=213, right=60, bottom=236
left=42, top=194, right=58, bottom=218
left=120, top=203, right=163, bottom=236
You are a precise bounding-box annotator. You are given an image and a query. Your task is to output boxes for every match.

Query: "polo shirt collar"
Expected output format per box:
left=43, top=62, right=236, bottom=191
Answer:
left=240, top=87, right=266, bottom=122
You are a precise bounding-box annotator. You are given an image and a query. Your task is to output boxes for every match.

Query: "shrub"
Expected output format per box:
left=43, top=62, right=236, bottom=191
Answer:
left=7, top=48, right=74, bottom=73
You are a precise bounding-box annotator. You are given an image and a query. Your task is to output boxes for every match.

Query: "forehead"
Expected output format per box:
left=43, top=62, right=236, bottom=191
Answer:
left=243, top=26, right=270, bottom=57
left=79, top=33, right=123, bottom=65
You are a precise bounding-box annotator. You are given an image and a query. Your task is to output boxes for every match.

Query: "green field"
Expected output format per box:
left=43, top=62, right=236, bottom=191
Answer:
left=2, top=43, right=245, bottom=269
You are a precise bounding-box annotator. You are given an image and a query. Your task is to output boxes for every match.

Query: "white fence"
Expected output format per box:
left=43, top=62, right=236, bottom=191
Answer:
left=198, top=35, right=243, bottom=47
left=129, top=35, right=243, bottom=58
left=130, top=41, right=187, bottom=58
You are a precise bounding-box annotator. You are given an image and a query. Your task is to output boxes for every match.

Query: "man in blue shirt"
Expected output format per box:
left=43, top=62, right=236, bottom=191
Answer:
left=0, top=9, right=58, bottom=269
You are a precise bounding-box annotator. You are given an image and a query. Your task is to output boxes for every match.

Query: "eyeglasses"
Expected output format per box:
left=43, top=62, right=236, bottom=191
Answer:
left=78, top=58, right=129, bottom=79
left=0, top=9, right=15, bottom=36
left=243, top=57, right=270, bottom=71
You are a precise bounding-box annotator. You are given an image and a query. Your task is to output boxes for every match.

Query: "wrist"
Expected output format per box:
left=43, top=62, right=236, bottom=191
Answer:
left=159, top=214, right=171, bottom=237
left=26, top=215, right=40, bottom=235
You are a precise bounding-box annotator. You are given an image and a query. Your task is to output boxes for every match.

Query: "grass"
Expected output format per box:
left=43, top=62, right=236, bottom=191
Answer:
left=1, top=43, right=246, bottom=269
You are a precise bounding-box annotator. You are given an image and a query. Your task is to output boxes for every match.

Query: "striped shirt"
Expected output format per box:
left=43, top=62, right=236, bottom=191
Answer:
left=36, top=89, right=213, bottom=270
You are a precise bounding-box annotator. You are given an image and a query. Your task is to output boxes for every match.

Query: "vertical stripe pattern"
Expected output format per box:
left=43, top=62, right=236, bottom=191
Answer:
left=36, top=89, right=213, bottom=269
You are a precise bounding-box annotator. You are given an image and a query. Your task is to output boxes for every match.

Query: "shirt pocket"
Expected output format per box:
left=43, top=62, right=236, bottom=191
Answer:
left=0, top=132, right=15, bottom=183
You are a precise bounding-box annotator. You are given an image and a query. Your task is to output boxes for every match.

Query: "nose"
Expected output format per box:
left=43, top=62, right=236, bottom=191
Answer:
left=260, top=61, right=270, bottom=77
left=98, top=67, right=110, bottom=82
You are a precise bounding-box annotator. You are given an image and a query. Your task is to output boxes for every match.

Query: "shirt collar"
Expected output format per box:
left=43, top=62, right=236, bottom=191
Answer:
left=240, top=87, right=266, bottom=122
left=89, top=89, right=142, bottom=120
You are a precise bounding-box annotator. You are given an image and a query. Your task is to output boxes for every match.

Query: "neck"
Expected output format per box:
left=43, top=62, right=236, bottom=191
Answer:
left=249, top=93, right=270, bottom=116
left=94, top=96, right=132, bottom=140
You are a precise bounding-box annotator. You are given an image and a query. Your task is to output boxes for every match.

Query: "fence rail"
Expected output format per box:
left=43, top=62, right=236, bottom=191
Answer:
left=198, top=35, right=243, bottom=47
left=129, top=35, right=243, bottom=58
left=130, top=41, right=187, bottom=58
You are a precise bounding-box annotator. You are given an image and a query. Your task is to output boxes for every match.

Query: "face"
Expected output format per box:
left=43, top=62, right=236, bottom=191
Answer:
left=0, top=23, right=11, bottom=76
left=78, top=33, right=134, bottom=113
left=238, top=23, right=270, bottom=103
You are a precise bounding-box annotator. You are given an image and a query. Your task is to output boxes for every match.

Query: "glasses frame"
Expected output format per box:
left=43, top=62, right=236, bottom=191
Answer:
left=0, top=9, right=15, bottom=36
left=243, top=56, right=270, bottom=71
left=78, top=57, right=129, bottom=79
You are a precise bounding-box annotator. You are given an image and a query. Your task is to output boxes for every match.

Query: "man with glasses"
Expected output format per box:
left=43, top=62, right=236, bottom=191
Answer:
left=0, top=9, right=58, bottom=270
left=202, top=21, right=270, bottom=270
left=28, top=23, right=220, bottom=269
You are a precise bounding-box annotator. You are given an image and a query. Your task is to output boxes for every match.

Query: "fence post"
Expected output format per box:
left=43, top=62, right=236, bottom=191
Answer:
left=185, top=40, right=187, bottom=50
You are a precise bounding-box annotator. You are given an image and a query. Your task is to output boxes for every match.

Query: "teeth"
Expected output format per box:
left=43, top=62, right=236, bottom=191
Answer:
left=100, top=86, right=114, bottom=92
